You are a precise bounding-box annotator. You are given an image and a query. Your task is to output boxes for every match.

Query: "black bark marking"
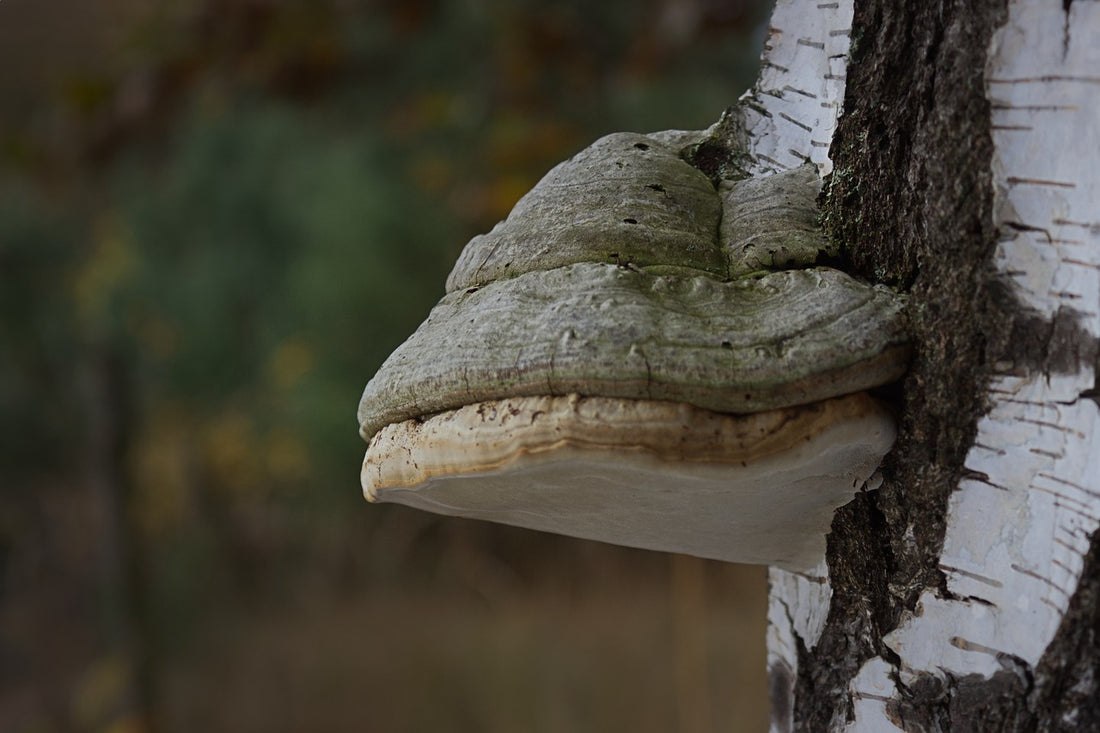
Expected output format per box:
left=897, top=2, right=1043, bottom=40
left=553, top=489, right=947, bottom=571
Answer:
left=768, top=660, right=795, bottom=733
left=782, top=85, right=818, bottom=98
left=940, top=564, right=1004, bottom=588
left=1027, top=530, right=1100, bottom=730
left=779, top=112, right=813, bottom=132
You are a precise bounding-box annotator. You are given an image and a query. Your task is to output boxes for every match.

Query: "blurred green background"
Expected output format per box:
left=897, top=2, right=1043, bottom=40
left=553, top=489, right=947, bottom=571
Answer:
left=0, top=0, right=773, bottom=730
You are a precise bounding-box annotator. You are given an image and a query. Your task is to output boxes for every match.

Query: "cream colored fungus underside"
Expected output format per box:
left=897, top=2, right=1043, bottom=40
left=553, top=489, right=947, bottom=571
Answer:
left=364, top=393, right=895, bottom=570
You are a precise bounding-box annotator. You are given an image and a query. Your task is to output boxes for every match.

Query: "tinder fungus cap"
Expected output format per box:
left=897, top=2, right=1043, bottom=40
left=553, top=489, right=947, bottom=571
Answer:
left=357, top=125, right=909, bottom=570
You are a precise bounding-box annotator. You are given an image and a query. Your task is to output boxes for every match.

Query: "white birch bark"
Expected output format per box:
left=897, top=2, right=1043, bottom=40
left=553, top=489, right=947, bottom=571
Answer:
left=759, top=1, right=1100, bottom=730
left=741, top=0, right=854, bottom=177
left=849, top=5, right=1100, bottom=728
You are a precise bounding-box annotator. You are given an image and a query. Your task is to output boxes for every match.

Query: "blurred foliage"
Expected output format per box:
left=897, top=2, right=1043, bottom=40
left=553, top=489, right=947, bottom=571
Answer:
left=0, top=183, right=83, bottom=479
left=113, top=103, right=454, bottom=490
left=0, top=0, right=772, bottom=730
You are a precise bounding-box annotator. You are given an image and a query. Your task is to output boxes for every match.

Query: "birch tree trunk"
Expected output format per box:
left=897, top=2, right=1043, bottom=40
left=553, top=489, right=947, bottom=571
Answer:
left=754, top=0, right=1100, bottom=729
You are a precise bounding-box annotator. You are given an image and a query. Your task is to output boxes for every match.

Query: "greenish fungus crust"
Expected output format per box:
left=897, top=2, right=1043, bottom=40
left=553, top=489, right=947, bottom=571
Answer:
left=358, top=128, right=909, bottom=443
left=357, top=263, right=908, bottom=441
left=445, top=132, right=725, bottom=291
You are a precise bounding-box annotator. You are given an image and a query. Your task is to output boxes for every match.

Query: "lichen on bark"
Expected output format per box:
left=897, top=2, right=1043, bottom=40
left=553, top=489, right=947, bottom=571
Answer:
left=805, top=0, right=1100, bottom=728
left=804, top=0, right=1012, bottom=727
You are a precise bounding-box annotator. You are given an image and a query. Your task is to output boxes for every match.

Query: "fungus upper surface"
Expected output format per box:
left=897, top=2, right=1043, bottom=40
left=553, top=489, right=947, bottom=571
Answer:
left=358, top=263, right=908, bottom=441
left=446, top=132, right=725, bottom=291
left=358, top=130, right=909, bottom=442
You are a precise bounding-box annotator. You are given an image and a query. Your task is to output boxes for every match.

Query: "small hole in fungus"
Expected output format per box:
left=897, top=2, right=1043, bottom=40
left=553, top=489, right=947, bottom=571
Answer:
left=623, top=218, right=638, bottom=224
left=634, top=143, right=650, bottom=150
left=721, top=341, right=732, bottom=349
left=465, top=287, right=480, bottom=294
left=646, top=183, right=665, bottom=192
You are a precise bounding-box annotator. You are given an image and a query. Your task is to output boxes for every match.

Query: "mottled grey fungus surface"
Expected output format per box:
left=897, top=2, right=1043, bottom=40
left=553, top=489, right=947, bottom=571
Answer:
left=357, top=125, right=909, bottom=570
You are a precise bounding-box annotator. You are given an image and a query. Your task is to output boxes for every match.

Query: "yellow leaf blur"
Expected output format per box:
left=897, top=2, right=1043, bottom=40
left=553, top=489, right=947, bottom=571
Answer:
left=267, top=339, right=315, bottom=390
left=203, top=409, right=263, bottom=496
left=265, top=429, right=310, bottom=484
left=73, top=213, right=135, bottom=329
left=129, top=407, right=194, bottom=535
left=72, top=653, right=131, bottom=728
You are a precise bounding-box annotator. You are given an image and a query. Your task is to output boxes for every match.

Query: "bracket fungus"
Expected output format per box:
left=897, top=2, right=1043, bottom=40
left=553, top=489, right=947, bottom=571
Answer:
left=357, top=123, right=909, bottom=571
